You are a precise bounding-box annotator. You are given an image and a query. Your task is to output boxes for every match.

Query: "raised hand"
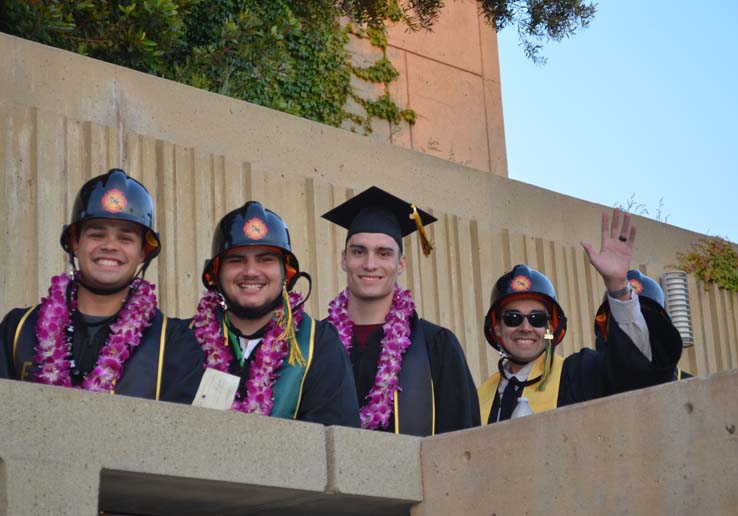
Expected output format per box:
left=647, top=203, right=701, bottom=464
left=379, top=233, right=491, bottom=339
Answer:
left=580, top=209, right=636, bottom=296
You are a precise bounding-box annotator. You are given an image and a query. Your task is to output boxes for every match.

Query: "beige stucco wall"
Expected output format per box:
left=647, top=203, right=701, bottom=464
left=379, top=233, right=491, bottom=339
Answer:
left=1, top=32, right=736, bottom=384
left=347, top=2, right=508, bottom=176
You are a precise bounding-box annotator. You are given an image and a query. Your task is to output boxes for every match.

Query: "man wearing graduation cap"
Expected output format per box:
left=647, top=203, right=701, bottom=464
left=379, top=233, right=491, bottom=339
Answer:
left=191, top=201, right=360, bottom=426
left=478, top=210, right=683, bottom=424
left=323, top=186, right=480, bottom=436
left=0, top=169, right=202, bottom=402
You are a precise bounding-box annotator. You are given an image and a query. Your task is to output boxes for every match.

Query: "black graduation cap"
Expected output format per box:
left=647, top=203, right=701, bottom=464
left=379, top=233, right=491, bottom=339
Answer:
left=322, top=186, right=437, bottom=255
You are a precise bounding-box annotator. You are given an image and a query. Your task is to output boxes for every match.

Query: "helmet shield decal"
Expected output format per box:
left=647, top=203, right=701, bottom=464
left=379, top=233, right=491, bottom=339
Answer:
left=244, top=217, right=268, bottom=240
left=629, top=278, right=644, bottom=295
left=101, top=188, right=127, bottom=213
left=510, top=275, right=533, bottom=292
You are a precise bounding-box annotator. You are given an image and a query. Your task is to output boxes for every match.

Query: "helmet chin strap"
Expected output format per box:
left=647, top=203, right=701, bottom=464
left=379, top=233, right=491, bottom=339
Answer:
left=222, top=291, right=283, bottom=320
left=68, top=252, right=153, bottom=297
left=497, top=356, right=543, bottom=387
left=496, top=321, right=555, bottom=365
left=216, top=259, right=313, bottom=320
left=287, top=271, right=312, bottom=312
left=499, top=351, right=538, bottom=367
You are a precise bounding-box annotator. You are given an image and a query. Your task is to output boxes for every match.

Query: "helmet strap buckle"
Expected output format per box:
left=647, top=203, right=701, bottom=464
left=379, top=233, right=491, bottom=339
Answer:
left=216, top=291, right=228, bottom=310
left=544, top=323, right=554, bottom=341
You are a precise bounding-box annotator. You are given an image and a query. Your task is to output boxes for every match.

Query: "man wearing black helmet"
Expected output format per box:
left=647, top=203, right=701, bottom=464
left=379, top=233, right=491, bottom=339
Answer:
left=191, top=201, right=360, bottom=426
left=595, top=269, right=692, bottom=380
left=323, top=186, right=480, bottom=436
left=0, top=169, right=203, bottom=402
left=479, top=210, right=683, bottom=424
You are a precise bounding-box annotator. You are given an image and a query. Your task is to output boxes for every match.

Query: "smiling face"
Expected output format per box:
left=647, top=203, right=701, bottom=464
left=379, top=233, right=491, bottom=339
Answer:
left=494, top=298, right=550, bottom=365
left=72, top=218, right=146, bottom=292
left=341, top=232, right=406, bottom=305
left=218, top=245, right=283, bottom=325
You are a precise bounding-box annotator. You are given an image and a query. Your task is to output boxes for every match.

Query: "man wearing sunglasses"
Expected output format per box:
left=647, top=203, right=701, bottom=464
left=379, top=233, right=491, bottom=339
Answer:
left=478, top=210, right=683, bottom=424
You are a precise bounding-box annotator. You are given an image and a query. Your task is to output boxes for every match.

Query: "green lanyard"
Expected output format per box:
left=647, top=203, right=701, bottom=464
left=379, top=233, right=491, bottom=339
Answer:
left=224, top=314, right=247, bottom=367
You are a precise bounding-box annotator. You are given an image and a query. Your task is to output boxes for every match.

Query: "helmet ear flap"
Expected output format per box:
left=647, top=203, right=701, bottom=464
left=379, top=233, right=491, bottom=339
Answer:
left=202, top=256, right=220, bottom=290
left=283, top=252, right=300, bottom=288
left=285, top=264, right=298, bottom=287
left=143, top=230, right=161, bottom=260
left=60, top=224, right=78, bottom=255
left=553, top=310, right=567, bottom=345
left=483, top=304, right=499, bottom=350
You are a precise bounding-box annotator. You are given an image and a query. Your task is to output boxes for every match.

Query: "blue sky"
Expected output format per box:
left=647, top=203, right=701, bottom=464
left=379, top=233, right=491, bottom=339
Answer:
left=497, top=0, right=738, bottom=242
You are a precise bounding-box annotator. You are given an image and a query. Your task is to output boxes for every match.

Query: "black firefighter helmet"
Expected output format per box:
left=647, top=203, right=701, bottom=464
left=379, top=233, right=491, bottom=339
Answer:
left=202, top=201, right=300, bottom=290
left=594, top=269, right=667, bottom=349
left=484, top=264, right=568, bottom=353
left=60, top=169, right=161, bottom=261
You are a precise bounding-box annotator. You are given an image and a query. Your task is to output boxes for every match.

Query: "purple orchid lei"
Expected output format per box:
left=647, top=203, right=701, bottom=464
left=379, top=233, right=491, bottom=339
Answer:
left=327, top=283, right=414, bottom=430
left=33, top=273, right=157, bottom=392
left=192, top=289, right=305, bottom=416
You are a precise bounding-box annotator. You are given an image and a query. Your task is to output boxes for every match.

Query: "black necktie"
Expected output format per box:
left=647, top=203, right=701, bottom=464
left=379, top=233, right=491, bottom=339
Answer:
left=496, top=377, right=522, bottom=422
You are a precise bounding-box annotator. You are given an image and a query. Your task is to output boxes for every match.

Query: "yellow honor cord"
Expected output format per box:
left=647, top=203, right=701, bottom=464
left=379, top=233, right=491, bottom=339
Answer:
left=278, top=282, right=306, bottom=367
left=537, top=325, right=555, bottom=391
left=409, top=204, right=434, bottom=256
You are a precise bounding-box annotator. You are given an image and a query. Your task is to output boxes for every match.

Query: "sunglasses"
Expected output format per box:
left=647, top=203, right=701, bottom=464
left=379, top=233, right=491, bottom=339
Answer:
left=500, top=310, right=550, bottom=328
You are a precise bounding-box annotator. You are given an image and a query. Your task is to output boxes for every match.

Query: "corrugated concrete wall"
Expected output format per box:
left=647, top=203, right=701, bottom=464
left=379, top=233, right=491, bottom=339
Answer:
left=0, top=33, right=736, bottom=383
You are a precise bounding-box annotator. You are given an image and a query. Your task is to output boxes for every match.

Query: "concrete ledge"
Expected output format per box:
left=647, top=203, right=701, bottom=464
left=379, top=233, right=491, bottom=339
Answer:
left=414, top=370, right=738, bottom=516
left=0, top=380, right=421, bottom=515
left=327, top=426, right=422, bottom=501
left=3, top=372, right=738, bottom=515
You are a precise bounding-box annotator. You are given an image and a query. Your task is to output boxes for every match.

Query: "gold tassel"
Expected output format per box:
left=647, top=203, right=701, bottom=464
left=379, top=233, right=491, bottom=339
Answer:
left=537, top=324, right=555, bottom=391
left=409, top=204, right=434, bottom=256
left=276, top=282, right=306, bottom=367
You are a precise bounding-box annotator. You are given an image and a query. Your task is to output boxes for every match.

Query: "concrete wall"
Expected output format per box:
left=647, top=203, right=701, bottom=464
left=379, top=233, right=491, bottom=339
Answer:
left=347, top=2, right=508, bottom=176
left=0, top=32, right=736, bottom=383
left=0, top=379, right=421, bottom=516
left=1, top=368, right=736, bottom=515
left=416, top=369, right=738, bottom=516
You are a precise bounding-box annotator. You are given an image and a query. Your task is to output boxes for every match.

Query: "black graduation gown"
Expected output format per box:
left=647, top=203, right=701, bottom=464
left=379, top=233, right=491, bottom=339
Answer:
left=351, top=312, right=480, bottom=435
left=196, top=316, right=361, bottom=428
left=487, top=299, right=683, bottom=423
left=0, top=306, right=203, bottom=404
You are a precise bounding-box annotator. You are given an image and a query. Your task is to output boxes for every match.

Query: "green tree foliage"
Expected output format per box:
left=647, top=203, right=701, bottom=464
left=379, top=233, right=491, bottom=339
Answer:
left=1, top=0, right=594, bottom=128
left=173, top=1, right=352, bottom=125
left=0, top=0, right=376, bottom=128
left=674, top=237, right=738, bottom=292
left=343, top=0, right=596, bottom=63
left=0, top=0, right=196, bottom=74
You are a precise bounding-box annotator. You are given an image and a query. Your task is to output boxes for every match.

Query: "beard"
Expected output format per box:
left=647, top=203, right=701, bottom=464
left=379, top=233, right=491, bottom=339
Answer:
left=222, top=290, right=283, bottom=320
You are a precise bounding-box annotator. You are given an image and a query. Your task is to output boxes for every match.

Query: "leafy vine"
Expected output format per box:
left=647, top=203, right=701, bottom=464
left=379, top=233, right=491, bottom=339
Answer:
left=346, top=13, right=416, bottom=134
left=674, top=237, right=738, bottom=292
